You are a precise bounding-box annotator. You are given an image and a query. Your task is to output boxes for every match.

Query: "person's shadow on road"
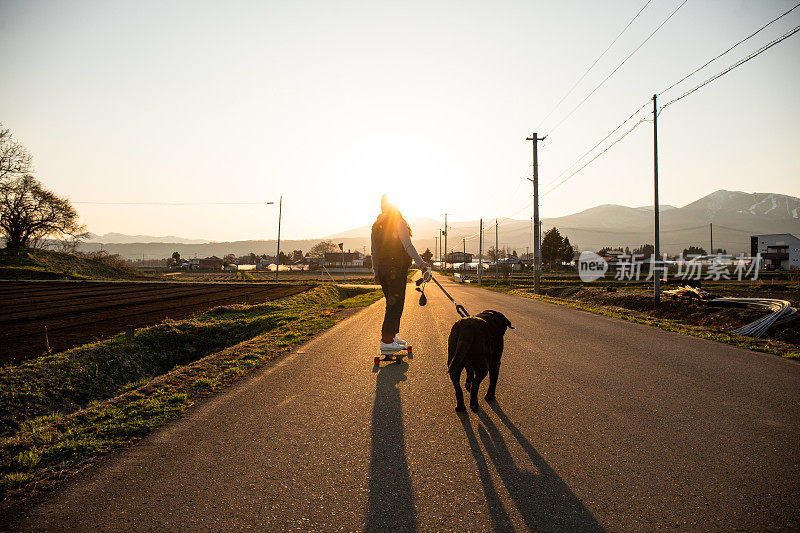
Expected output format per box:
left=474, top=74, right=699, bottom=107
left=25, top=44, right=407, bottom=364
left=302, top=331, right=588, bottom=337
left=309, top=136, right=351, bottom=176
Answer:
left=365, top=361, right=416, bottom=532
left=458, top=402, right=605, bottom=532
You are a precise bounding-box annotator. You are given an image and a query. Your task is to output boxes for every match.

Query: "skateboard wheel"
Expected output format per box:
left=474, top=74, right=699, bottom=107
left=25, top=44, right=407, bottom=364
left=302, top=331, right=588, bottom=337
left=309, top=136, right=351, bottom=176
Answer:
left=374, top=356, right=380, bottom=365
left=407, top=346, right=413, bottom=354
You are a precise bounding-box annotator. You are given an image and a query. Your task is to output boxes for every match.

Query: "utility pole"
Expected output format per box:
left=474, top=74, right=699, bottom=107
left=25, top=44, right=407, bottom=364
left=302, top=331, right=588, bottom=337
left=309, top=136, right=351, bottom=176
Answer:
left=337, top=243, right=346, bottom=282
left=710, top=222, right=713, bottom=254
left=527, top=133, right=546, bottom=294
left=274, top=196, right=282, bottom=282
left=443, top=213, right=448, bottom=273
left=495, top=219, right=499, bottom=285
left=478, top=218, right=483, bottom=286
left=463, top=238, right=466, bottom=275
left=529, top=215, right=533, bottom=271
left=439, top=230, right=444, bottom=267
left=652, top=95, right=661, bottom=305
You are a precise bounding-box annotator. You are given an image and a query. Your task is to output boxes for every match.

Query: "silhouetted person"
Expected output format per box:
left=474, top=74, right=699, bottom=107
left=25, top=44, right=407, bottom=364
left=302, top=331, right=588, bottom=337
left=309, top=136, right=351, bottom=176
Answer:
left=371, top=194, right=430, bottom=352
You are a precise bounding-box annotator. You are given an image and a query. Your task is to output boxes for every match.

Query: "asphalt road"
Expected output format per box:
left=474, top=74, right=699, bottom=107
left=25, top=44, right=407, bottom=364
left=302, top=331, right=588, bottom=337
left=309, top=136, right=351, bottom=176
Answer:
left=5, top=278, right=799, bottom=531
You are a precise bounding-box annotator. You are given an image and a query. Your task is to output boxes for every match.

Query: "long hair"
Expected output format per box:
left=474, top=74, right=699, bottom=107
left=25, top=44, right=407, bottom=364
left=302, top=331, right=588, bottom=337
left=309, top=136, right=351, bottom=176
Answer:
left=378, top=195, right=412, bottom=237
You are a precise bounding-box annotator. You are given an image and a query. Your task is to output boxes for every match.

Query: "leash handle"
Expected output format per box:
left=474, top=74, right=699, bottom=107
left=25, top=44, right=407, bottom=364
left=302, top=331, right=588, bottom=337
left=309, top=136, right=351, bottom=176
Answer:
left=456, top=304, right=469, bottom=317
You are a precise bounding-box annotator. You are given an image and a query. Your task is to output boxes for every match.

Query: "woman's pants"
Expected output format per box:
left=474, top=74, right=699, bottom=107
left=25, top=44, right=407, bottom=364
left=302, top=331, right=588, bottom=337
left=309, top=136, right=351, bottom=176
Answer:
left=376, top=267, right=407, bottom=339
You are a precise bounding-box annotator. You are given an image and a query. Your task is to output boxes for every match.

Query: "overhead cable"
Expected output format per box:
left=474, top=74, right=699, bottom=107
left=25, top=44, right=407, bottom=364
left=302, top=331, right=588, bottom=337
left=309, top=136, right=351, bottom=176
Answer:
left=659, top=25, right=800, bottom=111
left=547, top=0, right=688, bottom=135
left=537, top=0, right=654, bottom=131
left=74, top=201, right=270, bottom=206
left=541, top=100, right=650, bottom=190
left=659, top=2, right=800, bottom=96
left=541, top=118, right=649, bottom=198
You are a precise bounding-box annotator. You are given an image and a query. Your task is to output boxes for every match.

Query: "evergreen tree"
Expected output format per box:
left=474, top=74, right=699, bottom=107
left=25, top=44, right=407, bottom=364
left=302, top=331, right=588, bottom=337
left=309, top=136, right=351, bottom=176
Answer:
left=541, top=228, right=563, bottom=268
left=421, top=248, right=433, bottom=263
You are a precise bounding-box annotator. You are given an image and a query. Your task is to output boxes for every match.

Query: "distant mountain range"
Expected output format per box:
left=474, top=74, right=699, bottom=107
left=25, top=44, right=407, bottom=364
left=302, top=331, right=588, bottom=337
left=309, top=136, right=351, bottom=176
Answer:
left=84, top=233, right=213, bottom=245
left=80, top=190, right=799, bottom=259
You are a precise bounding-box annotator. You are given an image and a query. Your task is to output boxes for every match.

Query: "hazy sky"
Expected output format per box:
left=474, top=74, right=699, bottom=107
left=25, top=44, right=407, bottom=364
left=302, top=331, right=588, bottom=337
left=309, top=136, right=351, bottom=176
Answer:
left=1, top=0, right=798, bottom=241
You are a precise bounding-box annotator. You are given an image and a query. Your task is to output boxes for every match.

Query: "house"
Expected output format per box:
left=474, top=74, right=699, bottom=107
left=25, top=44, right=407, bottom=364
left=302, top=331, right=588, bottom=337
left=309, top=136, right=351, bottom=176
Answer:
left=496, top=257, right=522, bottom=271
left=445, top=251, right=473, bottom=264
left=750, top=234, right=800, bottom=270
left=257, top=257, right=276, bottom=270
left=323, top=251, right=364, bottom=267
left=190, top=257, right=223, bottom=270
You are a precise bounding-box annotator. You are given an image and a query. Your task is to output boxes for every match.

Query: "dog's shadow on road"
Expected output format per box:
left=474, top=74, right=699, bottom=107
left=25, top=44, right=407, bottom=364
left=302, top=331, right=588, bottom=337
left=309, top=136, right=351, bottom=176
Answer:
left=459, top=402, right=605, bottom=532
left=365, top=361, right=416, bottom=533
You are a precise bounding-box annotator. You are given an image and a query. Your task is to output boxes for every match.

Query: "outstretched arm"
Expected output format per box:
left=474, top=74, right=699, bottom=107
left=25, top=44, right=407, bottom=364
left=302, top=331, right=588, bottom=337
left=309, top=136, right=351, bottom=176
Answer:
left=397, top=219, right=428, bottom=270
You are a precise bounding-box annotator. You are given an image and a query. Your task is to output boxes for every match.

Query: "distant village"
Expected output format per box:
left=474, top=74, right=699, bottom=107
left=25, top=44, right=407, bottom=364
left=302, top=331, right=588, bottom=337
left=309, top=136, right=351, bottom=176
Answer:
left=145, top=232, right=799, bottom=273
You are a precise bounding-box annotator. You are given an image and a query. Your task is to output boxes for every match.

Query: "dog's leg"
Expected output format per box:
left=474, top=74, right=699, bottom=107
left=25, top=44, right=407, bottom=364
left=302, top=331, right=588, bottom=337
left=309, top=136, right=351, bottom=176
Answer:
left=470, top=368, right=488, bottom=412
left=485, top=364, right=499, bottom=402
left=450, top=371, right=466, bottom=412
left=464, top=367, right=473, bottom=392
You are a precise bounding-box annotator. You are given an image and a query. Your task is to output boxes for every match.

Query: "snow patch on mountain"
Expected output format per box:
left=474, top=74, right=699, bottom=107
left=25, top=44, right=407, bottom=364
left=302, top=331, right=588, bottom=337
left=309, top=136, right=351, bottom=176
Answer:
left=764, top=196, right=777, bottom=214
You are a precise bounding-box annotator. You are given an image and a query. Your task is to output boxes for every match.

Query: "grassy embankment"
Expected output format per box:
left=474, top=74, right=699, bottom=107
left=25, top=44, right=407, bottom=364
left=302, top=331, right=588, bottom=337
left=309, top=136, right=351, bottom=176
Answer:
left=0, top=284, right=383, bottom=505
left=442, top=271, right=800, bottom=360
left=0, top=247, right=145, bottom=280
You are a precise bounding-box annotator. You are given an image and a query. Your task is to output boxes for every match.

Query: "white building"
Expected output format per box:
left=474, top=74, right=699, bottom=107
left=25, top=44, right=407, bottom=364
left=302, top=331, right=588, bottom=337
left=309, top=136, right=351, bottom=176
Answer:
left=750, top=233, right=800, bottom=270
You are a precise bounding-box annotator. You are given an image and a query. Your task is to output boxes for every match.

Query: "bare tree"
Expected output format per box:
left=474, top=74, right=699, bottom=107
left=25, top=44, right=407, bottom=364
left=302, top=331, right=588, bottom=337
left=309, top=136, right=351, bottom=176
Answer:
left=0, top=175, right=84, bottom=248
left=486, top=246, right=502, bottom=262
left=49, top=232, right=91, bottom=253
left=0, top=125, right=32, bottom=183
left=306, top=240, right=339, bottom=258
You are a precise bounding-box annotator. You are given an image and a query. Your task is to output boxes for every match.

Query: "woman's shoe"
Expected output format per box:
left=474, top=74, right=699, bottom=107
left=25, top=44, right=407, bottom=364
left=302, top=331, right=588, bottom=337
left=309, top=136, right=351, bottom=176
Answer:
left=380, top=340, right=405, bottom=353
left=393, top=336, right=407, bottom=346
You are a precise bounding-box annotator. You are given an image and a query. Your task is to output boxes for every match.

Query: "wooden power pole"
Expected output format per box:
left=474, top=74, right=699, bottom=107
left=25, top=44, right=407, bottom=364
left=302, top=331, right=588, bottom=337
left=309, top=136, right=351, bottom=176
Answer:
left=652, top=96, right=661, bottom=305
left=526, top=133, right=546, bottom=294
left=478, top=218, right=483, bottom=285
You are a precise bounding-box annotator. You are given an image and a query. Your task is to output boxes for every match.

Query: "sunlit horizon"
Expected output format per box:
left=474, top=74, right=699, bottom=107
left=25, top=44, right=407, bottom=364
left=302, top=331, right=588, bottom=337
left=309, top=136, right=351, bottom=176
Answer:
left=2, top=0, right=798, bottom=242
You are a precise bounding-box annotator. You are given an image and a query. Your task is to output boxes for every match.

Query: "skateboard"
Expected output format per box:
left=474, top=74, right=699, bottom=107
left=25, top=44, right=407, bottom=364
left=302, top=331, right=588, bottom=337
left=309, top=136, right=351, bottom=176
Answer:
left=374, top=345, right=413, bottom=365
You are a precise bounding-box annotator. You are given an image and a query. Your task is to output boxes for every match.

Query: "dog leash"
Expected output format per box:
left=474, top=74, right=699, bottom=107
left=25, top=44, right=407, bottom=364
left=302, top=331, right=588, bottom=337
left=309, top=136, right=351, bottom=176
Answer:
left=416, top=275, right=470, bottom=317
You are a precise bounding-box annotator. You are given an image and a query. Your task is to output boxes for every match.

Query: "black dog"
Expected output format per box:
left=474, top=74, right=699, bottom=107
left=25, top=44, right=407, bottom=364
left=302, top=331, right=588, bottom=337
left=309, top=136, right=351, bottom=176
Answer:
left=447, top=310, right=514, bottom=412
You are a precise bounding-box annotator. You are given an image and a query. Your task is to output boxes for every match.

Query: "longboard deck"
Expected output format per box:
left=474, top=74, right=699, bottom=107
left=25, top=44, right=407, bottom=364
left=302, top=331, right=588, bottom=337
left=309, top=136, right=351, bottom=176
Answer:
left=374, top=346, right=413, bottom=365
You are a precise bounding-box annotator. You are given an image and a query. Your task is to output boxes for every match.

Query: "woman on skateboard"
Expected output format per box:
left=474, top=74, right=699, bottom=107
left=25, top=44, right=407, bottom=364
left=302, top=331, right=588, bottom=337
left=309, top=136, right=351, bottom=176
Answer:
left=371, top=194, right=430, bottom=353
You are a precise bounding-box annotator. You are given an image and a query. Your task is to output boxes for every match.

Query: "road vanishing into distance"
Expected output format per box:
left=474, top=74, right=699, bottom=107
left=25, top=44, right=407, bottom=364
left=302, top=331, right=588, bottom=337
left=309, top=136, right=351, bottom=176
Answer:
left=6, top=278, right=799, bottom=531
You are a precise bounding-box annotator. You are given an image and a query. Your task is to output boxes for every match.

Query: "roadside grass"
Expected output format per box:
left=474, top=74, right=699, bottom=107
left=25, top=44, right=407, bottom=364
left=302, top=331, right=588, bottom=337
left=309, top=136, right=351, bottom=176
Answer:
left=0, top=247, right=144, bottom=280
left=510, top=290, right=800, bottom=360
left=0, top=284, right=382, bottom=506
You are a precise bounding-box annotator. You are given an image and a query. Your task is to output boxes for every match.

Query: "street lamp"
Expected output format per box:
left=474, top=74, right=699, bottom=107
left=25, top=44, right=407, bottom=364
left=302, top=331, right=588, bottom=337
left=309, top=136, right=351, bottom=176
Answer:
left=266, top=197, right=282, bottom=281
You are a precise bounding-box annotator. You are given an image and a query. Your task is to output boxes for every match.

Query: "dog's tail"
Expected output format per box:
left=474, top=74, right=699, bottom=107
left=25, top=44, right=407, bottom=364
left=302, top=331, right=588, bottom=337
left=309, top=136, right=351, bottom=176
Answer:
left=447, top=322, right=474, bottom=375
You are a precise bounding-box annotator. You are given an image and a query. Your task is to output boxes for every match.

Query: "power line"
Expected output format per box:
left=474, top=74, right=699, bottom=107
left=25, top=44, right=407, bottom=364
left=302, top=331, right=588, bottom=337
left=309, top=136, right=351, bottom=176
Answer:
left=541, top=99, right=650, bottom=190
left=539, top=12, right=800, bottom=198
left=711, top=224, right=768, bottom=234
left=547, top=0, right=688, bottom=135
left=463, top=4, right=796, bottom=250
left=458, top=200, right=535, bottom=244
left=555, top=224, right=710, bottom=235
left=659, top=24, right=800, bottom=111
left=73, top=201, right=270, bottom=205
left=659, top=2, right=800, bottom=96
left=537, top=0, right=654, bottom=131
left=541, top=117, right=649, bottom=198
